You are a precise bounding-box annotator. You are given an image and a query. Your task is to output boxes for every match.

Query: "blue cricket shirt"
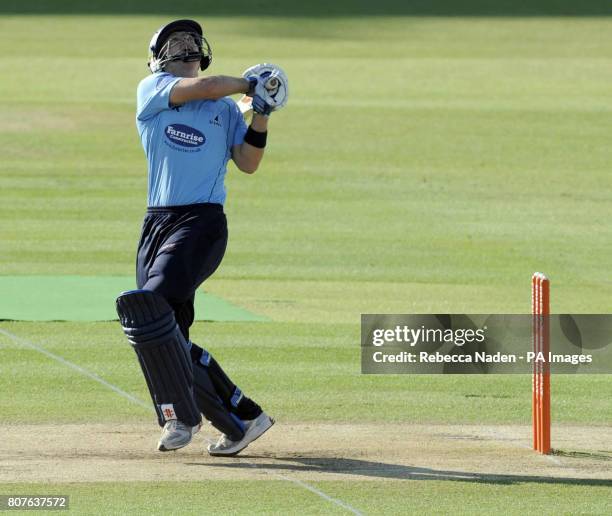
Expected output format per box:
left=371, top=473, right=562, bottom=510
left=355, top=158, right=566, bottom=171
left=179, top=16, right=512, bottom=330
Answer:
left=136, top=72, right=247, bottom=207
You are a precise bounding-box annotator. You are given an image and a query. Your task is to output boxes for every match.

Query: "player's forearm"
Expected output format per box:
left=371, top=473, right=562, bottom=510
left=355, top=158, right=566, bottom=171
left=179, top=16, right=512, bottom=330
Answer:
left=171, top=76, right=249, bottom=104
left=250, top=113, right=269, bottom=132
left=238, top=144, right=264, bottom=174
left=202, top=76, right=250, bottom=98
left=235, top=117, right=269, bottom=174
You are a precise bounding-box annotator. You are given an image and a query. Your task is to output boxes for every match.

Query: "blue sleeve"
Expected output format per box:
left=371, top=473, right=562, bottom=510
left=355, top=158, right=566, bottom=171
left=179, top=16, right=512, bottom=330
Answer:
left=136, top=73, right=182, bottom=121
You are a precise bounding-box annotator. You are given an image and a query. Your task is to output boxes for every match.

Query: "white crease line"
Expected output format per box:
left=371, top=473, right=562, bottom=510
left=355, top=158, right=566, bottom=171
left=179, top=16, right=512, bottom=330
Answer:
left=273, top=473, right=363, bottom=515
left=460, top=428, right=566, bottom=466
left=0, top=327, right=364, bottom=515
left=511, top=440, right=564, bottom=466
left=0, top=328, right=152, bottom=411
left=242, top=460, right=364, bottom=516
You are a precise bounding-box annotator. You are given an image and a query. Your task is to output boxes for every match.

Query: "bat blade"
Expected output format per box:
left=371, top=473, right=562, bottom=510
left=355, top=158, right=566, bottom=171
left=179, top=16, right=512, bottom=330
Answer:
left=237, top=95, right=253, bottom=114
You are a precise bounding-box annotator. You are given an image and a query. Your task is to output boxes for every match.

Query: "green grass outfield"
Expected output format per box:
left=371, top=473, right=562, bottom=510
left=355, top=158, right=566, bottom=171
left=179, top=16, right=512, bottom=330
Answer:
left=1, top=2, right=611, bottom=514
left=3, top=481, right=612, bottom=515
left=2, top=321, right=611, bottom=425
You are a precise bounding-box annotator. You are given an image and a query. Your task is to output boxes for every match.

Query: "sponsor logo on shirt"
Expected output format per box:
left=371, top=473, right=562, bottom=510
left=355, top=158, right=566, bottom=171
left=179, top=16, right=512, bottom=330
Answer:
left=210, top=114, right=222, bottom=127
left=165, top=124, right=206, bottom=148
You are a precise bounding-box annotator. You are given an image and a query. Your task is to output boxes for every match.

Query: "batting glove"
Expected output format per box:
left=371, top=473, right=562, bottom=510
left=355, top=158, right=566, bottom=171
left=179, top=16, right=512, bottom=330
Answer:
left=246, top=75, right=258, bottom=97
left=251, top=94, right=273, bottom=116
left=242, top=63, right=289, bottom=112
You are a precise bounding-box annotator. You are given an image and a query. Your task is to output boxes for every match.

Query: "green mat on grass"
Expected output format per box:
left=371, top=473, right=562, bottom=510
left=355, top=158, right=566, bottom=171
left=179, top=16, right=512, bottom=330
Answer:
left=0, top=276, right=267, bottom=322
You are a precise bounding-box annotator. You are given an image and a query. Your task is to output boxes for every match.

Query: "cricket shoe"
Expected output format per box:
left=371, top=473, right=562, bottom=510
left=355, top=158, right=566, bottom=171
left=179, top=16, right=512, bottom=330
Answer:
left=158, top=420, right=201, bottom=452
left=207, top=412, right=274, bottom=457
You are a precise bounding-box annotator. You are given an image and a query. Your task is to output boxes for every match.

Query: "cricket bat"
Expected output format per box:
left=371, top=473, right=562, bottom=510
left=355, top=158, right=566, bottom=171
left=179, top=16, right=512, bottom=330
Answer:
left=237, top=94, right=253, bottom=115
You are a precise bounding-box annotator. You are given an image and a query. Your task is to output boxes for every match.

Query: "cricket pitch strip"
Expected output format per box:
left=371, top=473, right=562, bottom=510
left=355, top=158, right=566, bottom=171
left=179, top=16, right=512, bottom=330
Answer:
left=1, top=423, right=610, bottom=484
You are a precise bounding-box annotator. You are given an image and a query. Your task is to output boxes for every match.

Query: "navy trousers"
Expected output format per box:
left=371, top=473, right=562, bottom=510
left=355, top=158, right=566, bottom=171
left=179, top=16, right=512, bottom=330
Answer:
left=135, top=202, right=262, bottom=425
left=136, top=202, right=227, bottom=340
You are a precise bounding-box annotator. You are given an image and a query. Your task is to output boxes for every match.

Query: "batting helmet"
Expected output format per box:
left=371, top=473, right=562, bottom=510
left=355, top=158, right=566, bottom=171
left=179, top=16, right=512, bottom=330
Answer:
left=148, top=19, right=212, bottom=73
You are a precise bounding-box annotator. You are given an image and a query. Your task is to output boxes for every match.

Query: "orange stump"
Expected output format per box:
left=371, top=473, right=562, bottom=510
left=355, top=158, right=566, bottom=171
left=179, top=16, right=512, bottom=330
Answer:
left=532, top=272, right=551, bottom=454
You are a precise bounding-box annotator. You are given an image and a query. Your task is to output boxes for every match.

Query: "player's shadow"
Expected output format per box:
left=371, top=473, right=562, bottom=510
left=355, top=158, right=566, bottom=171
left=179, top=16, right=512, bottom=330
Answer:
left=187, top=456, right=612, bottom=487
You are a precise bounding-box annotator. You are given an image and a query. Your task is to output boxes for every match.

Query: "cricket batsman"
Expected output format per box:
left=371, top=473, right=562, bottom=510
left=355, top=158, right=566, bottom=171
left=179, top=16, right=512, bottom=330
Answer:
left=115, top=19, right=288, bottom=456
